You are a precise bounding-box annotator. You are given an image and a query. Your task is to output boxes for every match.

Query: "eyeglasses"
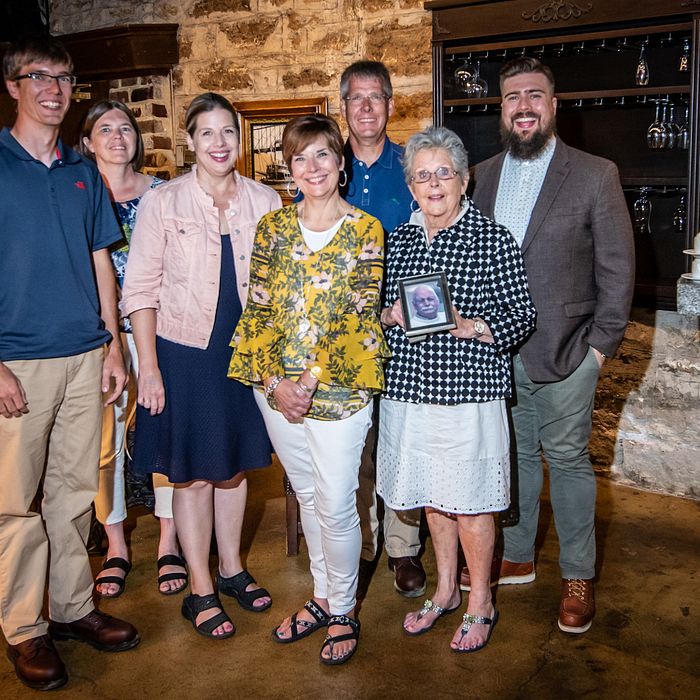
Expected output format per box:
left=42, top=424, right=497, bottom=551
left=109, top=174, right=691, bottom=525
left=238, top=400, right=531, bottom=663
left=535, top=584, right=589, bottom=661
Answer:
left=12, top=72, right=77, bottom=88
left=343, top=93, right=388, bottom=105
left=411, top=166, right=459, bottom=184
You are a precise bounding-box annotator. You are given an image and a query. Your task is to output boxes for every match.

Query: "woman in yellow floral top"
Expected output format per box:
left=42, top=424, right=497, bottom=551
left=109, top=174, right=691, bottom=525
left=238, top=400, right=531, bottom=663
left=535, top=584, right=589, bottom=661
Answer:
left=229, top=114, right=389, bottom=665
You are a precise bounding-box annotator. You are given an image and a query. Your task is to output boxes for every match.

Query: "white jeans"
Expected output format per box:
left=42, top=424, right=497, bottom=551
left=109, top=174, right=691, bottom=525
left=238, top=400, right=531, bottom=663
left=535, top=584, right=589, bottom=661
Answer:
left=95, top=333, right=173, bottom=524
left=255, top=392, right=371, bottom=615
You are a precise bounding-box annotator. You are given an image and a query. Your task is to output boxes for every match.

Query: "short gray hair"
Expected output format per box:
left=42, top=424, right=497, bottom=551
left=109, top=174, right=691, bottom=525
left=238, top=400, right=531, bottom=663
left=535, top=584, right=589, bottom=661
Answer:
left=402, top=127, right=469, bottom=184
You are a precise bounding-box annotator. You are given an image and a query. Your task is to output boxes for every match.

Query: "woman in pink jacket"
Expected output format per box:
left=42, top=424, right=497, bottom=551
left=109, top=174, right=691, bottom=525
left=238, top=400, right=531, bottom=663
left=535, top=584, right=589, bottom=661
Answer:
left=122, top=93, right=280, bottom=640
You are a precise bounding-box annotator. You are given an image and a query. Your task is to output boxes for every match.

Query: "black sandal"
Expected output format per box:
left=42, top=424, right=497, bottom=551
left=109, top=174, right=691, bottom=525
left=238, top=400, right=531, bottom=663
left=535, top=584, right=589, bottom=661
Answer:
left=216, top=569, right=271, bottom=612
left=320, top=615, right=360, bottom=666
left=157, top=554, right=188, bottom=596
left=95, top=557, right=131, bottom=599
left=181, top=593, right=235, bottom=640
left=272, top=599, right=329, bottom=644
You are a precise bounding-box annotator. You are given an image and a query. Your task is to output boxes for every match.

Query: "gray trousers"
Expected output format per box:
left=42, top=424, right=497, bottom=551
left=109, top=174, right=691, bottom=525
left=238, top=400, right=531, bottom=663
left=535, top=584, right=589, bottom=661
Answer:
left=504, top=350, right=600, bottom=580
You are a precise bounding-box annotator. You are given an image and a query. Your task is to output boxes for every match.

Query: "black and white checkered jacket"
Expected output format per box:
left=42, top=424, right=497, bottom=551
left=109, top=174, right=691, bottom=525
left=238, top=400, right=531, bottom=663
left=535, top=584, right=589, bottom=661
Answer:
left=383, top=201, right=536, bottom=405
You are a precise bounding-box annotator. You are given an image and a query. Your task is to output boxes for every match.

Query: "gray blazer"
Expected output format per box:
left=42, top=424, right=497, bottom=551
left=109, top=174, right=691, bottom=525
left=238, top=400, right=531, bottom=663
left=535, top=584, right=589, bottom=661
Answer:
left=472, top=138, right=635, bottom=383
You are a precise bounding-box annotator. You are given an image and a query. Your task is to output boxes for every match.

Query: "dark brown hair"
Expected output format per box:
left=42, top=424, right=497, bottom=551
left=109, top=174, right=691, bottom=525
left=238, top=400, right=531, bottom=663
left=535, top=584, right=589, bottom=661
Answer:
left=282, top=114, right=344, bottom=170
left=3, top=34, right=73, bottom=82
left=185, top=92, right=239, bottom=139
left=77, top=100, right=145, bottom=171
left=499, top=56, right=555, bottom=93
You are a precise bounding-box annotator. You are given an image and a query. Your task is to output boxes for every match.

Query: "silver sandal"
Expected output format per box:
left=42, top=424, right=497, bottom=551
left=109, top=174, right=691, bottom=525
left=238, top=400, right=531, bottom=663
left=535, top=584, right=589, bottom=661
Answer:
left=453, top=608, right=499, bottom=653
left=404, top=598, right=460, bottom=637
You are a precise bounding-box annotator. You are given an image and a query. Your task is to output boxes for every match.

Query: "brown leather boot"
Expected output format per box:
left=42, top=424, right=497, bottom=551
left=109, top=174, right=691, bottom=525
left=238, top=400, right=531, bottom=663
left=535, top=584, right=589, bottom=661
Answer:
left=558, top=578, right=595, bottom=634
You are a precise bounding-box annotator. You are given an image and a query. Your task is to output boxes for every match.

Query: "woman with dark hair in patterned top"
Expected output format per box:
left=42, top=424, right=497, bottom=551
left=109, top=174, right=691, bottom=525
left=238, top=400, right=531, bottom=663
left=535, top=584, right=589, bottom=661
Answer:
left=377, top=126, right=536, bottom=654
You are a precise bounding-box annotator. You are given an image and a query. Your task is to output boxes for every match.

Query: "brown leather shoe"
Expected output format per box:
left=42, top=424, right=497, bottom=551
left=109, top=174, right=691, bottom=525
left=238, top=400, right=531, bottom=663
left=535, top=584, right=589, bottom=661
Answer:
left=387, top=556, right=427, bottom=598
left=460, top=558, right=535, bottom=591
left=6, top=634, right=68, bottom=690
left=558, top=578, right=595, bottom=634
left=49, top=610, right=140, bottom=651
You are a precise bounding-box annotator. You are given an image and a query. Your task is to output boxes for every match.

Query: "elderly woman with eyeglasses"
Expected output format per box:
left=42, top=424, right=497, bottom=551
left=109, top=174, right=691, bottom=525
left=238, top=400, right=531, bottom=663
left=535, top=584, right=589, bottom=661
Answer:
left=377, top=126, right=536, bottom=653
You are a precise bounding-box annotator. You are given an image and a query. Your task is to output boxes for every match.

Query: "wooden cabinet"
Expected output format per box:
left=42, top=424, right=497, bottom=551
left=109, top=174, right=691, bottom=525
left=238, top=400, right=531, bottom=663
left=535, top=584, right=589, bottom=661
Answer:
left=427, top=0, right=700, bottom=308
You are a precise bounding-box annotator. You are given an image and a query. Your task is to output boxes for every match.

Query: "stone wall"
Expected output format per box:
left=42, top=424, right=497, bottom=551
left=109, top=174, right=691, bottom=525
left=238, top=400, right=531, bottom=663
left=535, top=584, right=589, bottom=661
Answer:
left=51, top=0, right=433, bottom=156
left=592, top=309, right=700, bottom=499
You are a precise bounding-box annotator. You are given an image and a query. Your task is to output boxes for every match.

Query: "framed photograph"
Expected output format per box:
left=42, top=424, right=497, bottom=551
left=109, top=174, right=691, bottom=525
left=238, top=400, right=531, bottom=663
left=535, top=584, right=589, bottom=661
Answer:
left=233, top=97, right=328, bottom=204
left=398, top=272, right=457, bottom=338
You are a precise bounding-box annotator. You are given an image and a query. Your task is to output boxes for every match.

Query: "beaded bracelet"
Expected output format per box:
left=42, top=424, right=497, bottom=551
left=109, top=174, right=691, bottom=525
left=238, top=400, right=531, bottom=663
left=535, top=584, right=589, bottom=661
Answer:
left=264, top=375, right=283, bottom=400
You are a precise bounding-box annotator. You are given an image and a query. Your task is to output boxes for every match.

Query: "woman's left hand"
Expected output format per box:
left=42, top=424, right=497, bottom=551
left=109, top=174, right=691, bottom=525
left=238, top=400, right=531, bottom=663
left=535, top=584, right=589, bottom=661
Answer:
left=449, top=308, right=494, bottom=343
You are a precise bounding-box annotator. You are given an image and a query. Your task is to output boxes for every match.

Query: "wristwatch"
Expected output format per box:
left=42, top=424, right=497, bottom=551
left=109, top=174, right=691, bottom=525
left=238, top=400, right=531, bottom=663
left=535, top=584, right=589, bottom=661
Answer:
left=473, top=319, right=486, bottom=337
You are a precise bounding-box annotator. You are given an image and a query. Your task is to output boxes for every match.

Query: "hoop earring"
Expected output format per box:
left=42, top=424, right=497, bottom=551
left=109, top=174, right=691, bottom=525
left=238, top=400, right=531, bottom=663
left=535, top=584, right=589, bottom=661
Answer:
left=286, top=179, right=300, bottom=198
left=410, top=199, right=421, bottom=213
left=338, top=170, right=348, bottom=188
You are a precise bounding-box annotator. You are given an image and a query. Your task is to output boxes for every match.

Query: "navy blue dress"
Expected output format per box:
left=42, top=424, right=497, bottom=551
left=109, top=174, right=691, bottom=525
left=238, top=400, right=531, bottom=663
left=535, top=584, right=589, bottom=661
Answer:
left=132, top=234, right=271, bottom=483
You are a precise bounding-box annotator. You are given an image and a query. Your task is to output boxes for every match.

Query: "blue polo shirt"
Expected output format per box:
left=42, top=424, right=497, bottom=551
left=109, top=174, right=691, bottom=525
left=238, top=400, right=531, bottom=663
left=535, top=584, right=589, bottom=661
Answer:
left=0, top=128, right=122, bottom=361
left=341, top=137, right=413, bottom=234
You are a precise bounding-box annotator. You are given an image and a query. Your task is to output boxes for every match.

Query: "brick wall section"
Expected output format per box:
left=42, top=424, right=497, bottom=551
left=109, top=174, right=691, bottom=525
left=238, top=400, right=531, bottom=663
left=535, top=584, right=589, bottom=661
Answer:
left=107, top=74, right=175, bottom=180
left=50, top=0, right=433, bottom=152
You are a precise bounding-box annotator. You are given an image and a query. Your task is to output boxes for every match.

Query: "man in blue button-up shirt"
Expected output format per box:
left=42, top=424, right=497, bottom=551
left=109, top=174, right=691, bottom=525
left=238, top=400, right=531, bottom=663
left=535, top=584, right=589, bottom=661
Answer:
left=339, top=60, right=425, bottom=598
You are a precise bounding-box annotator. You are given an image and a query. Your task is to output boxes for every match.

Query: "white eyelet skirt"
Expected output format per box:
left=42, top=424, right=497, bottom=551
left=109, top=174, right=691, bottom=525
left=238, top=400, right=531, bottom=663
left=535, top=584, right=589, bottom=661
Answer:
left=377, top=397, right=510, bottom=515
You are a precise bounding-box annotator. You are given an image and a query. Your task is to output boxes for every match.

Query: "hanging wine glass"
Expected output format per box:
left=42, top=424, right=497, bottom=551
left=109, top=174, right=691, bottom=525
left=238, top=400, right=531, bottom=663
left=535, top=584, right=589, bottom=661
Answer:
left=470, top=60, right=489, bottom=98
left=667, top=102, right=682, bottom=149
left=633, top=188, right=652, bottom=235
left=673, top=193, right=687, bottom=233
left=662, top=101, right=676, bottom=149
left=635, top=42, right=650, bottom=86
left=679, top=38, right=690, bottom=72
left=454, top=57, right=476, bottom=93
left=677, top=103, right=690, bottom=150
left=647, top=101, right=665, bottom=149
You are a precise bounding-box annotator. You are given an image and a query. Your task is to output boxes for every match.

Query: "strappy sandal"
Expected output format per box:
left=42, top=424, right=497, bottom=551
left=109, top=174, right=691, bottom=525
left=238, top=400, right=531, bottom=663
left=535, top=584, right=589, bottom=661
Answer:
left=320, top=615, right=360, bottom=666
left=94, top=557, right=131, bottom=599
left=452, top=608, right=499, bottom=654
left=216, top=568, right=271, bottom=612
left=404, top=597, right=461, bottom=636
left=157, top=554, right=188, bottom=596
left=181, top=593, right=235, bottom=640
left=272, top=599, right=329, bottom=644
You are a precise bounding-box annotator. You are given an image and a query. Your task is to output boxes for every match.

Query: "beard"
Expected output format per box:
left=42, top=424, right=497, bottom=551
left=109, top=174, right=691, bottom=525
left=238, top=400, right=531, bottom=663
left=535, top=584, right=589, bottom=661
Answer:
left=500, top=112, right=556, bottom=160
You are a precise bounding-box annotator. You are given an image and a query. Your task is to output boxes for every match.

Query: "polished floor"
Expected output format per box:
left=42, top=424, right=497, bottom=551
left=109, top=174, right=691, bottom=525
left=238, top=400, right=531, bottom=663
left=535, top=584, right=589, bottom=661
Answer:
left=1, top=461, right=698, bottom=699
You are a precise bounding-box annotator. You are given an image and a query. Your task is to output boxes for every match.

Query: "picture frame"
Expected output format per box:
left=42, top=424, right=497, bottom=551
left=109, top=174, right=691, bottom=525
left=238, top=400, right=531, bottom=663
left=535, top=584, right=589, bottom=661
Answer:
left=398, top=271, right=457, bottom=338
left=233, top=97, right=328, bottom=204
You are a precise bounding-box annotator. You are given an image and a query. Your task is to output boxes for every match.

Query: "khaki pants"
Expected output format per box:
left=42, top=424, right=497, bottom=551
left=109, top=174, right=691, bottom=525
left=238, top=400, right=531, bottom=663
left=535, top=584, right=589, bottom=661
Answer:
left=358, top=421, right=421, bottom=560
left=0, top=349, right=103, bottom=645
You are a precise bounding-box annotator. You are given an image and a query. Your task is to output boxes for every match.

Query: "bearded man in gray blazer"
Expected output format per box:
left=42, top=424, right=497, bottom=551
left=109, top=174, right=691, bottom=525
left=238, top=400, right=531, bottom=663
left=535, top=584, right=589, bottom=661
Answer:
left=463, top=57, right=634, bottom=634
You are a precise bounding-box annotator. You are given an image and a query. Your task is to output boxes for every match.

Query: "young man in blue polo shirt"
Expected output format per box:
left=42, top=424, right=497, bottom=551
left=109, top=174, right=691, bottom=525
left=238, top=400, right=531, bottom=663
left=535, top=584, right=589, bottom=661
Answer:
left=0, top=35, right=138, bottom=691
left=339, top=60, right=426, bottom=597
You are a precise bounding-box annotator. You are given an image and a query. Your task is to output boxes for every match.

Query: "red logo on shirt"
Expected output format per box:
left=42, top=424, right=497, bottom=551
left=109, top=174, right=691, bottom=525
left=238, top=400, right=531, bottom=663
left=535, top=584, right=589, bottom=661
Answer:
left=75, top=180, right=86, bottom=190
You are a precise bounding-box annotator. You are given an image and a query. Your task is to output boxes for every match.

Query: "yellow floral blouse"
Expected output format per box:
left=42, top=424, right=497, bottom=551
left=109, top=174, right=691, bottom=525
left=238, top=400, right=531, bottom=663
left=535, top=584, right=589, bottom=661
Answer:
left=228, top=204, right=390, bottom=420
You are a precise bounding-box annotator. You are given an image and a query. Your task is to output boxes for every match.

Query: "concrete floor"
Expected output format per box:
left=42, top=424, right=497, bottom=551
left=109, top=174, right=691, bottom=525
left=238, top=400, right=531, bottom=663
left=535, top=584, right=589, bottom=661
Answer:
left=1, top=461, right=698, bottom=699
